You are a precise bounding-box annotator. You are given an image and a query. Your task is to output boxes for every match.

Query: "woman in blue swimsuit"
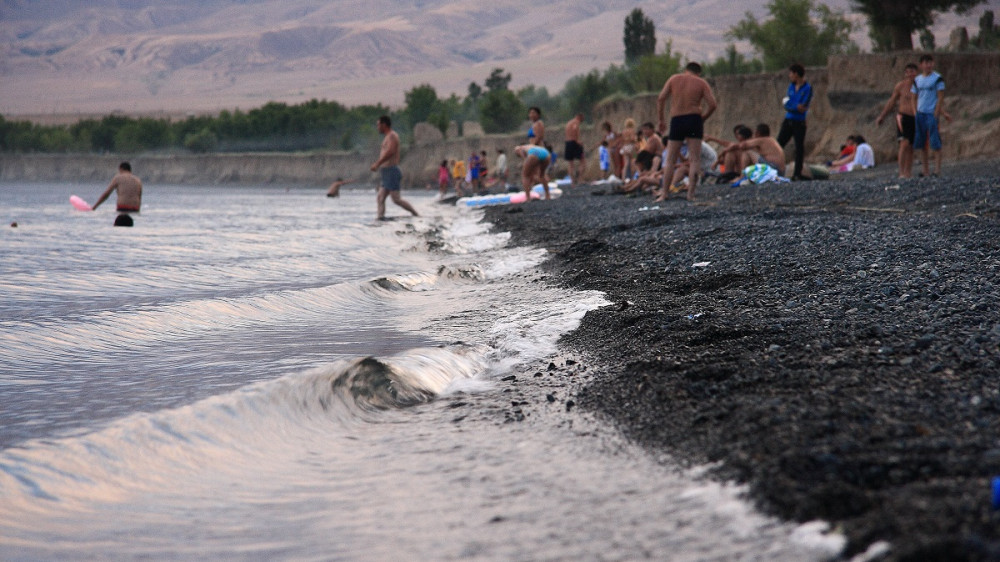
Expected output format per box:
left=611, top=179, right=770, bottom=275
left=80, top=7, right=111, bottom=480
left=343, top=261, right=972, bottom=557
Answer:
left=515, top=144, right=552, bottom=200
left=527, top=107, right=545, bottom=146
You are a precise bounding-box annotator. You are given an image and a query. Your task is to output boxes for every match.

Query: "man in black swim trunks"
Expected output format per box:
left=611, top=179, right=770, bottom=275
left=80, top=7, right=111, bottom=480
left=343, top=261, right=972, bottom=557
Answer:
left=564, top=113, right=585, bottom=186
left=876, top=63, right=918, bottom=178
left=656, top=62, right=717, bottom=201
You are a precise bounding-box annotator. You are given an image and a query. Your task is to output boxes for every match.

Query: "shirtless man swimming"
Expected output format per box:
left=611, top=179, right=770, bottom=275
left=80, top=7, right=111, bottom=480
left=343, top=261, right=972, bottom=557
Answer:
left=564, top=113, right=585, bottom=186
left=719, top=123, right=786, bottom=177
left=370, top=115, right=418, bottom=221
left=93, top=161, right=142, bottom=226
left=875, top=63, right=919, bottom=178
left=656, top=61, right=718, bottom=201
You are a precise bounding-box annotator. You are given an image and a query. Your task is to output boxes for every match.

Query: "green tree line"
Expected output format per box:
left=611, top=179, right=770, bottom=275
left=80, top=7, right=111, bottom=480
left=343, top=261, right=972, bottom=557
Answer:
left=2, top=2, right=992, bottom=155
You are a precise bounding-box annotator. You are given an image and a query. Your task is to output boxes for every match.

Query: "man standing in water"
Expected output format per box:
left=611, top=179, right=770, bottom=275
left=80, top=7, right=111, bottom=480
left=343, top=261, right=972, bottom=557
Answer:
left=92, top=161, right=142, bottom=227
left=656, top=61, right=717, bottom=202
left=370, top=115, right=418, bottom=221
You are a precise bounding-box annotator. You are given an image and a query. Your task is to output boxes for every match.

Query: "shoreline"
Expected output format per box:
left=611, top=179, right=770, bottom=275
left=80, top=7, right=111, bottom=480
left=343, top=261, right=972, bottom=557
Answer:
left=485, top=161, right=1000, bottom=559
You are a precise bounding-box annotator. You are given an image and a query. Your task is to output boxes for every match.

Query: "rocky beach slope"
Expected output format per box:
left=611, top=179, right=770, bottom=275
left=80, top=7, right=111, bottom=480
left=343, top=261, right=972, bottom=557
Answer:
left=485, top=161, right=1000, bottom=561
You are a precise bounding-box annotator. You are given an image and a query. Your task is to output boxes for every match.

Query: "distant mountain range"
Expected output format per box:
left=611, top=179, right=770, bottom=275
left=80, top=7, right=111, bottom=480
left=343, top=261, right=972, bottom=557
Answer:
left=0, top=0, right=990, bottom=119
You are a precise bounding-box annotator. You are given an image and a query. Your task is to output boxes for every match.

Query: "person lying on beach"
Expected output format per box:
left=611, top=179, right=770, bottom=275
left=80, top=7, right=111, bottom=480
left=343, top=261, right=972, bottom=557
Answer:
left=514, top=144, right=552, bottom=200
left=717, top=123, right=786, bottom=177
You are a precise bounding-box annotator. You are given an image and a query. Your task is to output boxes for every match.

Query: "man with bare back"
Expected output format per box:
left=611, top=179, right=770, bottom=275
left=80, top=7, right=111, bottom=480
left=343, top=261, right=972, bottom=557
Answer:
left=719, top=123, right=786, bottom=177
left=876, top=63, right=919, bottom=178
left=92, top=161, right=142, bottom=226
left=370, top=115, right=418, bottom=221
left=564, top=113, right=585, bottom=186
left=656, top=62, right=717, bottom=201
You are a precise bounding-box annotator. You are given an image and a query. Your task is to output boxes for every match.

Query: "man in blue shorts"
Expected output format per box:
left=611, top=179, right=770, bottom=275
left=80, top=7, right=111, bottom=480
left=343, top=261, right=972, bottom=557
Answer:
left=370, top=115, right=418, bottom=220
left=911, top=54, right=952, bottom=177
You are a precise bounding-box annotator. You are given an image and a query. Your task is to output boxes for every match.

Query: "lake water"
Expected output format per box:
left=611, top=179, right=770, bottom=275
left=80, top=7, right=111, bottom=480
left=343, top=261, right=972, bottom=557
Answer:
left=0, top=182, right=845, bottom=560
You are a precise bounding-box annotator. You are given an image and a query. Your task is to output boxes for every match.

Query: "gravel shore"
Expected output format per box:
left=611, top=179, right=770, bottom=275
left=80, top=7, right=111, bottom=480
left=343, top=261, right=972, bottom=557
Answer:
left=484, top=161, right=1000, bottom=561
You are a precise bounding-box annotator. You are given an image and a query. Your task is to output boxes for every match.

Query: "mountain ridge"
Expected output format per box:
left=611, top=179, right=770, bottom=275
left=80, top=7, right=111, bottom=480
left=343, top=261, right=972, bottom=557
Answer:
left=1, top=0, right=991, bottom=117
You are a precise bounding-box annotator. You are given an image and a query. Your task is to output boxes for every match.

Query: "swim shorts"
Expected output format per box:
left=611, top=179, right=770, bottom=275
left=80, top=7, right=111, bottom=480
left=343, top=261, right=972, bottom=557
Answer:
left=380, top=166, right=402, bottom=191
left=913, top=112, right=941, bottom=151
left=527, top=146, right=550, bottom=161
left=667, top=113, right=704, bottom=141
left=564, top=140, right=584, bottom=161
left=896, top=113, right=915, bottom=145
left=635, top=150, right=659, bottom=171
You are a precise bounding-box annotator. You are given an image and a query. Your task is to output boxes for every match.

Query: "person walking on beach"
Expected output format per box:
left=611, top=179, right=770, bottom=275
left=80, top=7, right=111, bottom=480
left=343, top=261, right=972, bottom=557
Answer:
left=370, top=115, right=418, bottom=221
left=514, top=143, right=552, bottom=200
left=911, top=54, right=952, bottom=177
left=876, top=63, right=919, bottom=179
left=656, top=61, right=718, bottom=202
left=92, top=161, right=142, bottom=227
left=777, top=63, right=812, bottom=181
left=564, top=113, right=586, bottom=186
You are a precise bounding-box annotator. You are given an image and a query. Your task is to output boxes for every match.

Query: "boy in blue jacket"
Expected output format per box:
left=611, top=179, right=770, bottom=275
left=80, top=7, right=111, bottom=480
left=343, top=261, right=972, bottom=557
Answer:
left=777, top=63, right=812, bottom=180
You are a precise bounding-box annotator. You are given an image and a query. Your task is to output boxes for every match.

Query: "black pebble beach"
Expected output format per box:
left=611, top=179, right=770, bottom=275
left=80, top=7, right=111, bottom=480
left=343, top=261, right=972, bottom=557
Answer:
left=485, top=161, right=1000, bottom=561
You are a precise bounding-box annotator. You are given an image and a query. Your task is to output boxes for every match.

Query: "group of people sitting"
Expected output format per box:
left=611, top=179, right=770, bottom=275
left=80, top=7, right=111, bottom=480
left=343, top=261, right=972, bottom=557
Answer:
left=607, top=121, right=876, bottom=197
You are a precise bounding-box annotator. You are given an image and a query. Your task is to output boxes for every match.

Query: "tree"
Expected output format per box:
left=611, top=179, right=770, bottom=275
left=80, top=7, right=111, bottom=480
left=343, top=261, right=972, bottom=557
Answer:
left=478, top=89, right=525, bottom=133
left=404, top=83, right=440, bottom=125
left=629, top=40, right=684, bottom=93
left=727, top=0, right=856, bottom=70
left=919, top=28, right=937, bottom=50
left=467, top=82, right=483, bottom=101
left=484, top=68, right=512, bottom=91
left=974, top=10, right=999, bottom=49
left=561, top=70, right=615, bottom=119
left=704, top=44, right=765, bottom=76
left=851, top=0, right=985, bottom=51
left=623, top=8, right=656, bottom=66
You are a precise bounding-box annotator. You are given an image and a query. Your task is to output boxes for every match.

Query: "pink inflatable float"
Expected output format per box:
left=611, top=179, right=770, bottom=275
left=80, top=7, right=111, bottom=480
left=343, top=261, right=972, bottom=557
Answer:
left=69, top=195, right=92, bottom=211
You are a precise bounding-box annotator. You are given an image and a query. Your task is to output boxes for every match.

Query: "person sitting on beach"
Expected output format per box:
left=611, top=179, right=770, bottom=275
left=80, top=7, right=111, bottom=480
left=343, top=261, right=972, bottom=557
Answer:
left=622, top=122, right=664, bottom=193
left=620, top=149, right=664, bottom=195
left=705, top=124, right=753, bottom=183
left=829, top=135, right=875, bottom=173
left=660, top=141, right=718, bottom=197
left=514, top=144, right=552, bottom=200
left=93, top=161, right=142, bottom=226
left=718, top=123, right=786, bottom=177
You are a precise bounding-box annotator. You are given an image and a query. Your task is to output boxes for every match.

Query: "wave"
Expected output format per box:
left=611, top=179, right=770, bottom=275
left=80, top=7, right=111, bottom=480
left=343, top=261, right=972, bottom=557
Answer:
left=0, top=345, right=489, bottom=510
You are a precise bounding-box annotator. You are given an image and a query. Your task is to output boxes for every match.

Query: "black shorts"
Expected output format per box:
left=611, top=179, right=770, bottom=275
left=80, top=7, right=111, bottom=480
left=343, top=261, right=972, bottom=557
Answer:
left=667, top=113, right=703, bottom=141
left=897, top=113, right=915, bottom=145
left=564, top=140, right=584, bottom=161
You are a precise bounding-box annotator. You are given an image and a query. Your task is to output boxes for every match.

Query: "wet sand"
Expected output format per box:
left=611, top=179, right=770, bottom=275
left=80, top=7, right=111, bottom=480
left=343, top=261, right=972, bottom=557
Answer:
left=485, top=161, right=1000, bottom=560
